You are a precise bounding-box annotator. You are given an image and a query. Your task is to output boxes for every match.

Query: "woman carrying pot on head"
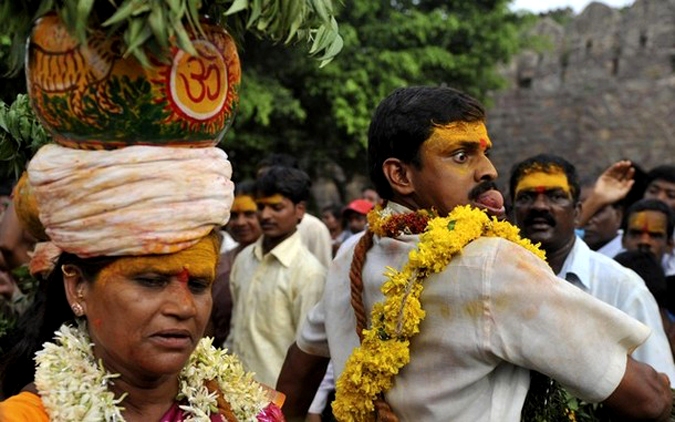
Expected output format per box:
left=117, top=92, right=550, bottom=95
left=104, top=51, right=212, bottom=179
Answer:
left=0, top=145, right=284, bottom=421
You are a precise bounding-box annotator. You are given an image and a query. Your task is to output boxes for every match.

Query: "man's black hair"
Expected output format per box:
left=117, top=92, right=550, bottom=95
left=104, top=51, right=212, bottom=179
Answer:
left=647, top=165, right=675, bottom=185
left=256, top=166, right=311, bottom=204
left=367, top=86, right=486, bottom=200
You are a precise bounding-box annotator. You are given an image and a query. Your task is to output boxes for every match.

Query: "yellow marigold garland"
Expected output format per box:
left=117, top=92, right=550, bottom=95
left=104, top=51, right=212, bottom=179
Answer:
left=333, top=205, right=546, bottom=422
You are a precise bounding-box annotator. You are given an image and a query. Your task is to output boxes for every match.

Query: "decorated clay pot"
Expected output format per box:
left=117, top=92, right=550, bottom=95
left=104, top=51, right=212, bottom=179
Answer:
left=26, top=14, right=241, bottom=149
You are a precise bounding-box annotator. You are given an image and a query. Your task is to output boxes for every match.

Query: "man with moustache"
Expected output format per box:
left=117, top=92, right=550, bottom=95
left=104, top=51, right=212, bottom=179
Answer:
left=276, top=87, right=672, bottom=422
left=509, top=153, right=675, bottom=386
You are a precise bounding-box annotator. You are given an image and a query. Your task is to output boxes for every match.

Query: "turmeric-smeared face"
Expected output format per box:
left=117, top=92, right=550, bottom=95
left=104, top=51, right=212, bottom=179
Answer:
left=79, top=234, right=218, bottom=381
left=227, top=194, right=261, bottom=245
left=623, top=210, right=672, bottom=260
left=512, top=166, right=577, bottom=253
left=408, top=120, right=502, bottom=217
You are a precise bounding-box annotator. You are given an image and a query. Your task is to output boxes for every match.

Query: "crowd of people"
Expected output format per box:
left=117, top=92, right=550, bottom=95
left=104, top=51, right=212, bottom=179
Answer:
left=1, top=85, right=674, bottom=421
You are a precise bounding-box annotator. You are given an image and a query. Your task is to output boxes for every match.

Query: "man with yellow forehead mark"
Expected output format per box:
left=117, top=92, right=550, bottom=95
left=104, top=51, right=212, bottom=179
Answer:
left=621, top=198, right=675, bottom=273
left=510, top=154, right=675, bottom=388
left=208, top=182, right=263, bottom=346
left=277, top=87, right=672, bottom=422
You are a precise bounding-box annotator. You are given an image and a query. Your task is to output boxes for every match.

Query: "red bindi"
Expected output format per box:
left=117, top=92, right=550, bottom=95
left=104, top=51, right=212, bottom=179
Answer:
left=641, top=222, right=649, bottom=234
left=177, top=268, right=190, bottom=283
left=479, top=138, right=488, bottom=150
left=535, top=186, right=546, bottom=194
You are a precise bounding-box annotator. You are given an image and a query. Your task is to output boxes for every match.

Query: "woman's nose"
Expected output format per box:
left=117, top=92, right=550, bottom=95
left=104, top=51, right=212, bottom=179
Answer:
left=164, top=280, right=198, bottom=319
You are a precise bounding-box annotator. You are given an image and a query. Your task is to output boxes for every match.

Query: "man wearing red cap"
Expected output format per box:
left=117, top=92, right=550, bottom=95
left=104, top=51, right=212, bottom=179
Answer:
left=342, top=199, right=374, bottom=235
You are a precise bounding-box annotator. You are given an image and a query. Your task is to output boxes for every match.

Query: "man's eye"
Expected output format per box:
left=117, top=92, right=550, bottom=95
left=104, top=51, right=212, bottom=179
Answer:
left=515, top=193, right=534, bottom=204
left=189, top=279, right=211, bottom=294
left=453, top=151, right=469, bottom=163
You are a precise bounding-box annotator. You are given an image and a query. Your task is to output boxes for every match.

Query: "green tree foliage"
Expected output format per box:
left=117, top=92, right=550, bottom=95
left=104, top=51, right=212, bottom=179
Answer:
left=0, top=1, right=528, bottom=190
left=221, top=0, right=526, bottom=184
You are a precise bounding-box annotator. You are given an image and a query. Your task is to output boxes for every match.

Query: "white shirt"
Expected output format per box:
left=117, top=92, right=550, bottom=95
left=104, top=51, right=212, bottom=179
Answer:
left=226, top=231, right=326, bottom=386
left=297, top=213, right=333, bottom=268
left=663, top=250, right=675, bottom=277
left=595, top=231, right=623, bottom=258
left=298, top=203, right=649, bottom=421
left=559, top=236, right=675, bottom=385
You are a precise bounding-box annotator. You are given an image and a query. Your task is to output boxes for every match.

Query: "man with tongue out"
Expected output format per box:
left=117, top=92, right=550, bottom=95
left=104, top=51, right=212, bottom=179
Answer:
left=276, top=87, right=671, bottom=422
left=509, top=154, right=675, bottom=387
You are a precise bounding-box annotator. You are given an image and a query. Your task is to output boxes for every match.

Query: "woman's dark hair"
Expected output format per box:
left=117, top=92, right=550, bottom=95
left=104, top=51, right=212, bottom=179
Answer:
left=367, top=86, right=486, bottom=201
left=0, top=253, right=114, bottom=398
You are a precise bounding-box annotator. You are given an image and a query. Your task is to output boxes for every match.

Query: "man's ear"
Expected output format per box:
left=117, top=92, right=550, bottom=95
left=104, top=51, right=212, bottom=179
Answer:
left=573, top=200, right=582, bottom=227
left=295, top=201, right=307, bottom=223
left=382, top=158, right=414, bottom=196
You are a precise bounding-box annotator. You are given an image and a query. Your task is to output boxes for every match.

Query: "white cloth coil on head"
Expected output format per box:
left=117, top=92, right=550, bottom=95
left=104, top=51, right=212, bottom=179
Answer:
left=27, top=144, right=234, bottom=257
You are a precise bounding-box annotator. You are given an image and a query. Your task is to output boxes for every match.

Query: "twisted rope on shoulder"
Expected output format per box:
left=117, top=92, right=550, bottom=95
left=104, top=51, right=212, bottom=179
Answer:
left=349, top=230, right=374, bottom=342
left=348, top=229, right=399, bottom=421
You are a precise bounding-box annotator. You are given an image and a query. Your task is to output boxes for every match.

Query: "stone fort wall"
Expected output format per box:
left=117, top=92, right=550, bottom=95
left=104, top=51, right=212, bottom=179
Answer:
left=487, top=0, right=675, bottom=191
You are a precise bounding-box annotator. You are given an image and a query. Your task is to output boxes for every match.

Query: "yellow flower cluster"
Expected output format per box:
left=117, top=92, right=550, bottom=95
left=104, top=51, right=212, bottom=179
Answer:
left=333, top=205, right=545, bottom=422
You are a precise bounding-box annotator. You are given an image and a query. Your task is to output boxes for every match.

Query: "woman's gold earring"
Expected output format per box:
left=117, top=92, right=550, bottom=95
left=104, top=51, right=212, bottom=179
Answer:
left=71, top=303, right=84, bottom=317
left=62, top=265, right=77, bottom=278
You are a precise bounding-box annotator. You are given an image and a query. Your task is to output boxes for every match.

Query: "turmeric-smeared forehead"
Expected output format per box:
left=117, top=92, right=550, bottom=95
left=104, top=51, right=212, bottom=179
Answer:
left=255, top=194, right=286, bottom=207
left=425, top=121, right=491, bottom=153
left=627, top=211, right=668, bottom=235
left=97, top=233, right=220, bottom=285
left=515, top=164, right=571, bottom=196
left=231, top=194, right=257, bottom=213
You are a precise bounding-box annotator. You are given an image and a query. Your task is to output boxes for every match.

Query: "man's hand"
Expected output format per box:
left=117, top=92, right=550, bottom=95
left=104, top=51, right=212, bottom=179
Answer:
left=577, top=160, right=635, bottom=228
left=593, top=160, right=635, bottom=205
left=277, top=342, right=330, bottom=421
left=603, top=356, right=672, bottom=421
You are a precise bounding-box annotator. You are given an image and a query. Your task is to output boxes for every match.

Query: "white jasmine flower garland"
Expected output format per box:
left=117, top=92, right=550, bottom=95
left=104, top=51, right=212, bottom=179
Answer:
left=35, top=322, right=269, bottom=421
